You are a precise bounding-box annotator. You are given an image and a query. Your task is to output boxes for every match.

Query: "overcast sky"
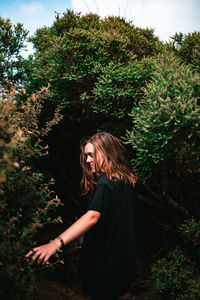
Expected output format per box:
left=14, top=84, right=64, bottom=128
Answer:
left=0, top=0, right=199, bottom=56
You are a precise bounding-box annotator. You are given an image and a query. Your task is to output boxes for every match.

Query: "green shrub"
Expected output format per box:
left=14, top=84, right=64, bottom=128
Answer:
left=152, top=246, right=200, bottom=300
left=126, top=51, right=200, bottom=181
left=179, top=218, right=200, bottom=247
left=0, top=85, right=62, bottom=299
left=90, top=58, right=154, bottom=118
left=0, top=17, right=28, bottom=86
left=29, top=11, right=161, bottom=105
left=26, top=11, right=163, bottom=137
left=168, top=31, right=200, bottom=72
left=126, top=50, right=200, bottom=299
left=152, top=218, right=200, bottom=300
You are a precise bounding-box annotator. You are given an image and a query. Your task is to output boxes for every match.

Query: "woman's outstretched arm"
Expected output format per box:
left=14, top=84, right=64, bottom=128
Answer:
left=26, top=210, right=101, bottom=265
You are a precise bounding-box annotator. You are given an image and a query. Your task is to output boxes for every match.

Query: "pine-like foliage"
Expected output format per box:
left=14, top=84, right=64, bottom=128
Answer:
left=126, top=51, right=200, bottom=299
left=127, top=51, right=200, bottom=181
left=26, top=10, right=162, bottom=135
left=169, top=31, right=200, bottom=72
left=152, top=245, right=200, bottom=300
left=0, top=17, right=28, bottom=85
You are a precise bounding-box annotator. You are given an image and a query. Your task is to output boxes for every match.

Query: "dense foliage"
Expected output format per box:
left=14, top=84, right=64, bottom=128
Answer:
left=127, top=52, right=200, bottom=181
left=152, top=245, right=200, bottom=300
left=26, top=10, right=162, bottom=135
left=152, top=218, right=200, bottom=299
left=1, top=10, right=200, bottom=300
left=126, top=51, right=200, bottom=298
left=0, top=86, right=62, bottom=299
left=0, top=17, right=28, bottom=86
left=169, top=31, right=200, bottom=72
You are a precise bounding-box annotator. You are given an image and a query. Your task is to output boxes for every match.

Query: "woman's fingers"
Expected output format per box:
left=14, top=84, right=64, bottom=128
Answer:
left=26, top=242, right=58, bottom=265
left=33, top=247, right=49, bottom=264
left=26, top=247, right=44, bottom=265
left=42, top=256, right=49, bottom=266
left=34, top=251, right=45, bottom=265
left=26, top=249, right=35, bottom=258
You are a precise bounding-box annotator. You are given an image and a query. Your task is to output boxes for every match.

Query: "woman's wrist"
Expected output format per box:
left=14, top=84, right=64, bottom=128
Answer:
left=51, top=237, right=62, bottom=250
left=53, top=235, right=65, bottom=249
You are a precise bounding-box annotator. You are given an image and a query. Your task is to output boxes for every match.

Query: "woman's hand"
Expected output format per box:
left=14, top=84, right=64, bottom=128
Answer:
left=26, top=211, right=100, bottom=266
left=26, top=239, right=60, bottom=265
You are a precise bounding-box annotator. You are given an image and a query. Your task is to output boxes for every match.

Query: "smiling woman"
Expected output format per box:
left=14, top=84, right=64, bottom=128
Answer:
left=84, top=142, right=104, bottom=173
left=80, top=132, right=136, bottom=194
left=26, top=132, right=138, bottom=300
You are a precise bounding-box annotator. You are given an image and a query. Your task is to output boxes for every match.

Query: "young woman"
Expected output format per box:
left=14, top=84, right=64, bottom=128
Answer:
left=26, top=132, right=137, bottom=300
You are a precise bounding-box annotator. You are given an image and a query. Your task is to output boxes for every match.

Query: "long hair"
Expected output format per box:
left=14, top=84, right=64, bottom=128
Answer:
left=80, top=132, right=137, bottom=194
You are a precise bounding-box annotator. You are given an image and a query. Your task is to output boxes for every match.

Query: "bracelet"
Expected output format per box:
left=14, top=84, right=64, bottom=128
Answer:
left=56, top=236, right=64, bottom=248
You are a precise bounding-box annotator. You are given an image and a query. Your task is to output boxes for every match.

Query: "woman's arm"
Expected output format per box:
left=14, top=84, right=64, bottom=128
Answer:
left=26, top=210, right=101, bottom=265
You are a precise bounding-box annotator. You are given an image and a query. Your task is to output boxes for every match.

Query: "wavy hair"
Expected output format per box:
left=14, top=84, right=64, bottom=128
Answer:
left=80, top=132, right=137, bottom=194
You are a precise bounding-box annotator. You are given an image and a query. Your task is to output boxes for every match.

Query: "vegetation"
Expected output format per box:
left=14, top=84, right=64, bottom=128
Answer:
left=152, top=218, right=200, bottom=299
left=0, top=17, right=28, bottom=86
left=126, top=51, right=200, bottom=298
left=168, top=31, right=200, bottom=72
left=152, top=245, right=200, bottom=300
left=126, top=52, right=200, bottom=182
left=0, top=85, right=62, bottom=299
left=0, top=10, right=200, bottom=299
left=26, top=10, right=162, bottom=136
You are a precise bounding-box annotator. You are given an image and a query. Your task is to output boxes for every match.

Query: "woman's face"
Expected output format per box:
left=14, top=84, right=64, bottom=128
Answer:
left=84, top=142, right=104, bottom=173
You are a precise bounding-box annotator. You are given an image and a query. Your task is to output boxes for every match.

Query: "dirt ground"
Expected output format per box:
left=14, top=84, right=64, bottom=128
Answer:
left=36, top=277, right=157, bottom=300
left=35, top=247, right=157, bottom=300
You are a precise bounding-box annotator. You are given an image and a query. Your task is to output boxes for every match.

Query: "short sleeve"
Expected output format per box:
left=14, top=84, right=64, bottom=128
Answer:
left=87, top=182, right=112, bottom=213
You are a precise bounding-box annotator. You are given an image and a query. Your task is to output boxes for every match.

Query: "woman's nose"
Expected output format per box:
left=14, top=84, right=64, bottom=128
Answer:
left=86, top=156, right=91, bottom=163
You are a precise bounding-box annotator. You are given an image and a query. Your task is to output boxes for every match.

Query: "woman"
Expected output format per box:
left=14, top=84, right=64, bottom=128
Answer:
left=26, top=132, right=137, bottom=300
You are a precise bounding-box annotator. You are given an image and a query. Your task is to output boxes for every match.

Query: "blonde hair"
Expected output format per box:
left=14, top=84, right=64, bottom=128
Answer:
left=80, top=132, right=137, bottom=194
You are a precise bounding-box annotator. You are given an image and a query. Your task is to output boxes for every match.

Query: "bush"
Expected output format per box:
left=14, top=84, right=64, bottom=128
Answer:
left=0, top=84, right=63, bottom=299
left=168, top=31, right=200, bottom=72
left=152, top=217, right=200, bottom=300
left=26, top=11, right=163, bottom=136
left=179, top=218, right=200, bottom=247
left=152, top=246, right=200, bottom=300
left=0, top=17, right=28, bottom=86
left=90, top=58, right=154, bottom=118
left=126, top=51, right=200, bottom=181
left=126, top=50, right=200, bottom=299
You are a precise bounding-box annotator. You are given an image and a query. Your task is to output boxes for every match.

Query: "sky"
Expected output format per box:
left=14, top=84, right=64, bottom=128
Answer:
left=0, top=0, right=199, bottom=56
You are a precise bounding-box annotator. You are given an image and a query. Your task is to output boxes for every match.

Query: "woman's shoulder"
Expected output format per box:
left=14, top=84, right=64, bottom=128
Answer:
left=97, top=175, right=136, bottom=191
left=96, top=175, right=117, bottom=191
left=91, top=176, right=113, bottom=196
left=97, top=174, right=111, bottom=185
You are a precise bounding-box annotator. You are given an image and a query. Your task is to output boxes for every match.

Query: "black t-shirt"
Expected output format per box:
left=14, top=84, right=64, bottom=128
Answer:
left=80, top=175, right=137, bottom=293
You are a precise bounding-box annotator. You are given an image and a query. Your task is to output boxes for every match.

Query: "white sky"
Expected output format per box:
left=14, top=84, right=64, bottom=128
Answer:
left=0, top=0, right=199, bottom=56
left=72, top=0, right=200, bottom=42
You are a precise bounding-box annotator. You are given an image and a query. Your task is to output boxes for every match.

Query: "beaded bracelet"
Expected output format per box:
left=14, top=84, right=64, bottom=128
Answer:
left=56, top=235, right=64, bottom=248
